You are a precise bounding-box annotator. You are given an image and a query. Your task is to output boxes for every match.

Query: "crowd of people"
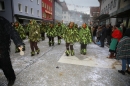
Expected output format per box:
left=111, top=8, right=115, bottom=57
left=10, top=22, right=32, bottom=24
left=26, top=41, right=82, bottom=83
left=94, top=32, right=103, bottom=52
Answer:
left=91, top=23, right=130, bottom=75
left=0, top=15, right=130, bottom=86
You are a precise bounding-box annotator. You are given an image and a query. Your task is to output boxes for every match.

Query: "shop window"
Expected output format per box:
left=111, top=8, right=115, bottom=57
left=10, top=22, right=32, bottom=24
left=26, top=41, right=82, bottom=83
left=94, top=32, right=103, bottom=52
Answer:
left=25, top=6, right=28, bottom=13
left=18, top=3, right=22, bottom=12
left=0, top=1, right=5, bottom=11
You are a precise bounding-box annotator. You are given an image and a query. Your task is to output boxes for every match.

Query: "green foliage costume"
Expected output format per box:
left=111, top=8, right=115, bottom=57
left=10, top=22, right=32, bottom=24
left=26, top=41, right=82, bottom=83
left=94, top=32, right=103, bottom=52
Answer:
left=79, top=26, right=92, bottom=55
left=55, top=23, right=63, bottom=45
left=40, top=22, right=47, bottom=40
left=46, top=24, right=56, bottom=46
left=63, top=26, right=79, bottom=56
left=29, top=20, right=41, bottom=42
left=29, top=20, right=41, bottom=56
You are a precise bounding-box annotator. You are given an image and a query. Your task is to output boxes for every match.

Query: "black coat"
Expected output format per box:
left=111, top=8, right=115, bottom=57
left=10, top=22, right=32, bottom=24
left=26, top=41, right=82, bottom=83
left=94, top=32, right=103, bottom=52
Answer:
left=100, top=27, right=107, bottom=40
left=0, top=16, right=23, bottom=54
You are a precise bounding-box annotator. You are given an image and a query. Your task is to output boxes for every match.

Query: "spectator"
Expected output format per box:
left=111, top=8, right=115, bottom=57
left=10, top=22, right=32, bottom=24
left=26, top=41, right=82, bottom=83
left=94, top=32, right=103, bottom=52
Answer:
left=108, top=24, right=122, bottom=59
left=116, top=28, right=130, bottom=75
left=100, top=25, right=107, bottom=47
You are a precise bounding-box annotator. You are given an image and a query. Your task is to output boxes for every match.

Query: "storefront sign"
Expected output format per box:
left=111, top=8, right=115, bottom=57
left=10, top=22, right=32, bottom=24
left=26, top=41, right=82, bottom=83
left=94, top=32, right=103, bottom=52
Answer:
left=45, top=10, right=52, bottom=15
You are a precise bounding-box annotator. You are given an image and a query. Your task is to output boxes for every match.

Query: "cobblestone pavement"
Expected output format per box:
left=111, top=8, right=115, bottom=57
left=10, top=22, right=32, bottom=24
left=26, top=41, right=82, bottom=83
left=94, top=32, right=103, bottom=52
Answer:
left=0, top=38, right=130, bottom=86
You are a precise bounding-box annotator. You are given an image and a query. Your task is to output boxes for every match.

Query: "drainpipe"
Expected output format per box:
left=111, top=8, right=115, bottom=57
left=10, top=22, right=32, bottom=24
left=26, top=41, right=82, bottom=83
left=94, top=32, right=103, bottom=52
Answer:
left=11, top=0, right=14, bottom=22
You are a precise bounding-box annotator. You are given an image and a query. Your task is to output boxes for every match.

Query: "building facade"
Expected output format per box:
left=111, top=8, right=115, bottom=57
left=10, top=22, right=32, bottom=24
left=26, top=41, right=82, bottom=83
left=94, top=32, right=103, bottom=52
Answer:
left=54, top=0, right=62, bottom=23
left=110, top=0, right=130, bottom=28
left=61, top=1, right=70, bottom=24
left=0, top=0, right=42, bottom=23
left=13, top=0, right=42, bottom=24
left=42, top=0, right=53, bottom=22
left=90, top=7, right=100, bottom=26
left=98, top=0, right=119, bottom=25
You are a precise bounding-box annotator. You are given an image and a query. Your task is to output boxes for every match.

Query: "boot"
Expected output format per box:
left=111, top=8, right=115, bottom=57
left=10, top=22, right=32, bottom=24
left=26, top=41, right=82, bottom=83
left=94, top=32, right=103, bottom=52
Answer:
left=36, top=48, right=40, bottom=54
left=65, top=50, right=70, bottom=56
left=52, top=42, right=54, bottom=46
left=58, top=40, right=61, bottom=45
left=108, top=52, right=114, bottom=59
left=118, top=70, right=125, bottom=75
left=49, top=41, right=51, bottom=46
left=83, top=49, right=86, bottom=55
left=31, top=51, right=35, bottom=56
left=70, top=50, right=75, bottom=56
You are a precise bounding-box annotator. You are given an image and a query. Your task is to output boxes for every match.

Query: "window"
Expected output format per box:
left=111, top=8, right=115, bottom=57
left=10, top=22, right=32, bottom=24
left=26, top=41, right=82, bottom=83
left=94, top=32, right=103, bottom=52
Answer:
left=0, top=1, right=5, bottom=11
left=42, top=2, right=44, bottom=7
left=18, top=3, right=22, bottom=12
left=37, top=0, right=39, bottom=5
left=25, top=6, right=28, bottom=13
left=64, top=16, right=66, bottom=18
left=31, top=8, right=33, bottom=14
left=37, top=10, right=40, bottom=16
left=30, top=0, right=33, bottom=2
left=45, top=3, right=46, bottom=8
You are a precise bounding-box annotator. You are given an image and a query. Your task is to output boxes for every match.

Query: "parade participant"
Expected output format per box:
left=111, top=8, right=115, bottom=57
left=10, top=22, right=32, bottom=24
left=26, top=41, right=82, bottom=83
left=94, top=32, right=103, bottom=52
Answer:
left=63, top=22, right=79, bottom=56
left=55, top=22, right=63, bottom=45
left=40, top=21, right=46, bottom=41
left=29, top=20, right=41, bottom=56
left=0, top=16, right=24, bottom=86
left=14, top=22, right=26, bottom=53
left=46, top=23, right=56, bottom=46
left=79, top=23, right=92, bottom=55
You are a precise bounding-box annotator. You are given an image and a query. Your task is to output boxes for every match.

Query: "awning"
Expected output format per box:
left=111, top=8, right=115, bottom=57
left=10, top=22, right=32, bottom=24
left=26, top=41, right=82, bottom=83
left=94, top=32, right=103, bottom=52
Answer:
left=14, top=14, right=42, bottom=21
left=110, top=5, right=130, bottom=18
left=95, top=14, right=110, bottom=20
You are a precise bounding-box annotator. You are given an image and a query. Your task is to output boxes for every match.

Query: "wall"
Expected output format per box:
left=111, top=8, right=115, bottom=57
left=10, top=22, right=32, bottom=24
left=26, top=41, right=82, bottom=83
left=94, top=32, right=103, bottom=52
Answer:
left=100, top=0, right=119, bottom=14
left=0, top=0, right=13, bottom=22
left=100, top=0, right=119, bottom=25
left=62, top=11, right=70, bottom=24
left=42, top=0, right=53, bottom=21
left=13, top=0, right=42, bottom=19
left=119, top=0, right=130, bottom=8
left=55, top=1, right=62, bottom=22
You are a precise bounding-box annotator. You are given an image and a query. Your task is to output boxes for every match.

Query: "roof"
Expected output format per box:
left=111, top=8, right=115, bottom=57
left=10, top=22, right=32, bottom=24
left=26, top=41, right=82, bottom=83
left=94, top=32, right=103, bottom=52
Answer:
left=55, top=0, right=62, bottom=7
left=60, top=1, right=68, bottom=11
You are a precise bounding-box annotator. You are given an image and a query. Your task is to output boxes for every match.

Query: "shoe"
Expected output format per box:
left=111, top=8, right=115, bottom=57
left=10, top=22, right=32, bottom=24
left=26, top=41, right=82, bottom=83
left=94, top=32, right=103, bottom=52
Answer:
left=118, top=70, right=125, bottom=75
left=8, top=80, right=15, bottom=86
left=31, top=51, right=35, bottom=56
left=65, top=50, right=70, bottom=56
left=126, top=70, right=130, bottom=75
left=36, top=49, right=40, bottom=54
left=70, top=50, right=75, bottom=56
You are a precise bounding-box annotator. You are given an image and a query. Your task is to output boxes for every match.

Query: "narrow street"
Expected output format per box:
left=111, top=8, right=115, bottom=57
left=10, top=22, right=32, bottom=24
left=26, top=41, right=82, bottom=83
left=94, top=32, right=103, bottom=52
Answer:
left=0, top=38, right=130, bottom=86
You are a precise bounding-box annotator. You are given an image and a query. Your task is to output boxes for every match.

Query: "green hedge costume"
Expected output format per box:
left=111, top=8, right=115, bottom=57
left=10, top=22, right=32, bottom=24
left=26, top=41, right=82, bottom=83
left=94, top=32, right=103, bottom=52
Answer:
left=79, top=26, right=92, bottom=55
left=40, top=22, right=46, bottom=41
left=46, top=24, right=56, bottom=46
left=55, top=23, right=63, bottom=45
left=63, top=26, right=79, bottom=56
left=29, top=20, right=41, bottom=56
